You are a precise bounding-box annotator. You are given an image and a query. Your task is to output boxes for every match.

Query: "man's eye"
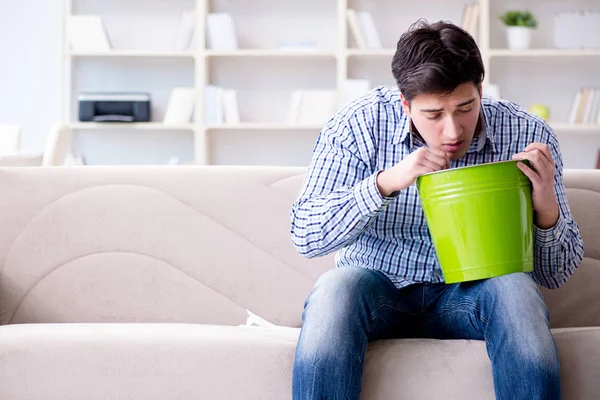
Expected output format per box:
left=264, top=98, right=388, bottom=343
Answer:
left=458, top=108, right=473, bottom=113
left=426, top=114, right=441, bottom=120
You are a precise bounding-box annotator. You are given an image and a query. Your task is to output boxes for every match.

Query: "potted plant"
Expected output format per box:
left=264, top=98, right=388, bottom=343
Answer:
left=499, top=10, right=538, bottom=50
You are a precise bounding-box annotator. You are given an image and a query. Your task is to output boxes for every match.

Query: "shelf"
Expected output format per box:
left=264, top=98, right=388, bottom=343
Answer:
left=67, top=50, right=195, bottom=58
left=67, top=122, right=195, bottom=130
left=205, top=49, right=336, bottom=58
left=205, top=123, right=324, bottom=131
left=347, top=49, right=395, bottom=58
left=489, top=49, right=600, bottom=58
left=551, top=123, right=600, bottom=133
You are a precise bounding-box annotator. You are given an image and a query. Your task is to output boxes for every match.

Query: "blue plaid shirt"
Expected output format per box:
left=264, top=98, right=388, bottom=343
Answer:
left=291, top=86, right=584, bottom=289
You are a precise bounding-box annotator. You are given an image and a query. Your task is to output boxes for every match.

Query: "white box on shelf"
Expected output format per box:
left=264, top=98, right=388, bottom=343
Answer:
left=67, top=15, right=112, bottom=52
left=206, top=13, right=238, bottom=51
left=164, top=88, right=197, bottom=124
left=554, top=12, right=600, bottom=49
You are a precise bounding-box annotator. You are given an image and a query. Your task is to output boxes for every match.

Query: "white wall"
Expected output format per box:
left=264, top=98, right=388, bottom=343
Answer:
left=1, top=0, right=598, bottom=168
left=0, top=0, right=62, bottom=155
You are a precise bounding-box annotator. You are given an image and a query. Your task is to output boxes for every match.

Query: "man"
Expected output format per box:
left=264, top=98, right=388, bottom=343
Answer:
left=290, top=20, right=584, bottom=400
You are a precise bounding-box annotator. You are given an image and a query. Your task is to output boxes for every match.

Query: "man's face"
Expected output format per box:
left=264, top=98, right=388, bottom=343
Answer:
left=400, top=82, right=482, bottom=161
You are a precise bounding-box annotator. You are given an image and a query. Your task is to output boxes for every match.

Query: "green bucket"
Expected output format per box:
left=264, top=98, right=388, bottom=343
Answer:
left=416, top=160, right=533, bottom=284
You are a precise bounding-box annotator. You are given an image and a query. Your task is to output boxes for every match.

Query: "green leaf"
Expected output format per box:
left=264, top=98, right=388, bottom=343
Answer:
left=499, top=10, right=537, bottom=28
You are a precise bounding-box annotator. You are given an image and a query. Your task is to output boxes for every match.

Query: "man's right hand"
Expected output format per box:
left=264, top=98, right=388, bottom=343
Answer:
left=376, top=147, right=450, bottom=197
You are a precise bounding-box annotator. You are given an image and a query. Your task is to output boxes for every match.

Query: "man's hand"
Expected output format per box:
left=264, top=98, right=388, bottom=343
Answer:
left=512, top=143, right=560, bottom=229
left=377, top=147, right=450, bottom=197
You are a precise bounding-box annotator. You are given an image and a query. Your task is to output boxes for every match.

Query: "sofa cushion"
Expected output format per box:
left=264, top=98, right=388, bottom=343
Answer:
left=539, top=170, right=600, bottom=328
left=0, top=323, right=598, bottom=399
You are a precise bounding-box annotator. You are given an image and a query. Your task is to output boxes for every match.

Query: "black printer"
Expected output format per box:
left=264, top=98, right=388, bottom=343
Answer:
left=78, top=92, right=151, bottom=122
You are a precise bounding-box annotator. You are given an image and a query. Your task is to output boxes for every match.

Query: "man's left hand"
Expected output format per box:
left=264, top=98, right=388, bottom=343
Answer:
left=512, top=143, right=559, bottom=229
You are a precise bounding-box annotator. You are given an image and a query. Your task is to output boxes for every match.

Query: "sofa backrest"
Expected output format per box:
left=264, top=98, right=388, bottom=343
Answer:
left=0, top=166, right=333, bottom=328
left=0, top=167, right=597, bottom=329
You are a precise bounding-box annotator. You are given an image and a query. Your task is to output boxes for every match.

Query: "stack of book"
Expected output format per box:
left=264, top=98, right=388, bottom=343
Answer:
left=567, top=88, right=600, bottom=125
left=203, top=86, right=240, bottom=125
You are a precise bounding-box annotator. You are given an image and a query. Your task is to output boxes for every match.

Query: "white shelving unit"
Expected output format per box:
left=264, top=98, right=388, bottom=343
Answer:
left=60, top=0, right=600, bottom=167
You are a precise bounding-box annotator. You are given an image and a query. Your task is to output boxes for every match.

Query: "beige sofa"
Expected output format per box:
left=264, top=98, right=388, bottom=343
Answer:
left=0, top=166, right=598, bottom=399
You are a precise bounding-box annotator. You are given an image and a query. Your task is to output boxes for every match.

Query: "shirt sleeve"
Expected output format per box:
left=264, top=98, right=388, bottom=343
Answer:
left=529, top=127, right=585, bottom=289
left=290, top=108, right=397, bottom=259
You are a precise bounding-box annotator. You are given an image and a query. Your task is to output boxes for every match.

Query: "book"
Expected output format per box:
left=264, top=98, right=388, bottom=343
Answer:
left=597, top=149, right=600, bottom=169
left=204, top=85, right=224, bottom=125
left=357, top=12, right=382, bottom=49
left=206, top=13, right=238, bottom=50
left=460, top=4, right=479, bottom=38
left=67, top=16, right=112, bottom=52
left=568, top=90, right=582, bottom=124
left=347, top=9, right=366, bottom=49
left=222, top=89, right=240, bottom=124
left=174, top=9, right=197, bottom=50
left=163, top=88, right=197, bottom=124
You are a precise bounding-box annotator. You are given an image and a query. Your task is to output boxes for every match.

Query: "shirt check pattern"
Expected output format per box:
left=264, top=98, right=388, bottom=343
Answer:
left=291, top=86, right=584, bottom=289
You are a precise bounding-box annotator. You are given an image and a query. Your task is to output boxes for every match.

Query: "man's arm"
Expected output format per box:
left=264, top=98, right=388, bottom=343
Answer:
left=513, top=131, right=585, bottom=289
left=290, top=109, right=394, bottom=258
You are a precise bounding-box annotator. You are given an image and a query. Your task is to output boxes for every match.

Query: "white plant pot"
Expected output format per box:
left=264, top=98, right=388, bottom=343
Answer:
left=506, top=26, right=533, bottom=50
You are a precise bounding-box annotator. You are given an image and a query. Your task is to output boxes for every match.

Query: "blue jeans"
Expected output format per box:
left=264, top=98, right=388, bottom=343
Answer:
left=292, top=266, right=560, bottom=400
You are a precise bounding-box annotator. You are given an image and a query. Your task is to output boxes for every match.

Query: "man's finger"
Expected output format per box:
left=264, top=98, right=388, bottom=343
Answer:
left=424, top=152, right=450, bottom=170
left=524, top=143, right=553, bottom=164
left=517, top=161, right=541, bottom=185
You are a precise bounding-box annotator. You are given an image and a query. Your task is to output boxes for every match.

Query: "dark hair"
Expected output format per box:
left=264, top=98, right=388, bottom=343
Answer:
left=391, top=20, right=484, bottom=103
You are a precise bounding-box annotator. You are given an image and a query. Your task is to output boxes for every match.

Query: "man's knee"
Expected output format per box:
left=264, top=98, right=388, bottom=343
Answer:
left=481, top=273, right=550, bottom=329
left=303, top=267, right=381, bottom=323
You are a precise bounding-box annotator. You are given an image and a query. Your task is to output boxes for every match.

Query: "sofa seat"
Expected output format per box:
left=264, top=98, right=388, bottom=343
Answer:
left=1, top=323, right=599, bottom=400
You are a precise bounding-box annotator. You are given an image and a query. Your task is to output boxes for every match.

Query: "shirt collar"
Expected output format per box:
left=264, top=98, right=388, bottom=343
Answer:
left=391, top=100, right=499, bottom=153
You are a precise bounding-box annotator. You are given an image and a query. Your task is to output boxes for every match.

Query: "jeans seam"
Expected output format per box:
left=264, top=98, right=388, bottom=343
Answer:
left=433, top=301, right=489, bottom=329
left=367, top=302, right=419, bottom=335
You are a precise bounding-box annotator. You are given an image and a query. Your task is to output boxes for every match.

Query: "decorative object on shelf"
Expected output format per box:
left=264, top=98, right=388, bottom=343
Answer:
left=174, top=9, right=196, bottom=50
left=460, top=3, right=480, bottom=39
left=66, top=15, right=112, bottom=52
left=528, top=104, right=550, bottom=121
left=206, top=13, right=238, bottom=50
left=347, top=9, right=382, bottom=49
left=164, top=88, right=197, bottom=124
left=567, top=88, right=600, bottom=125
left=288, top=90, right=338, bottom=124
left=554, top=12, right=600, bottom=50
left=499, top=10, right=537, bottom=50
left=78, top=93, right=151, bottom=122
left=597, top=150, right=600, bottom=169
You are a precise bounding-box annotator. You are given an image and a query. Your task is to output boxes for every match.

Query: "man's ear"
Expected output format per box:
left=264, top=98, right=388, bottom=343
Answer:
left=400, top=93, right=411, bottom=116
left=477, top=83, right=483, bottom=97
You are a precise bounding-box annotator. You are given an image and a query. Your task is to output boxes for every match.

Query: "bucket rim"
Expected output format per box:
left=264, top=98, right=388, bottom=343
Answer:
left=418, top=159, right=527, bottom=178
